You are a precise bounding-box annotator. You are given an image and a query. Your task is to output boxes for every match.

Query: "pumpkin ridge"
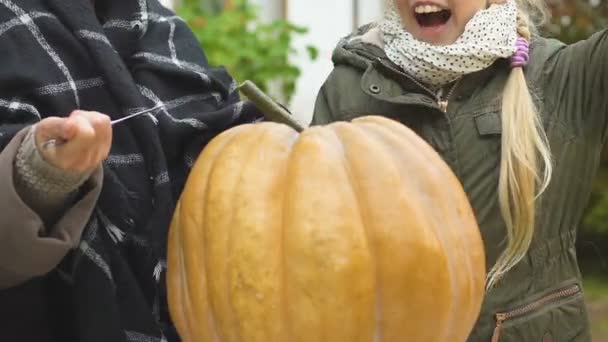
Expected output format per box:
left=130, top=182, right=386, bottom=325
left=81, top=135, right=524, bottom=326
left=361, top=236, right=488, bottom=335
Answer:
left=321, top=126, right=375, bottom=341
left=358, top=120, right=454, bottom=340
left=186, top=127, right=244, bottom=342
left=230, top=124, right=298, bottom=341
left=198, top=131, right=244, bottom=342
left=180, top=200, right=209, bottom=342
left=361, top=118, right=486, bottom=337
left=228, top=124, right=300, bottom=342
left=202, top=126, right=265, bottom=342
left=330, top=123, right=384, bottom=342
left=299, top=128, right=330, bottom=342
left=286, top=126, right=375, bottom=341
left=179, top=203, right=199, bottom=342
left=167, top=203, right=190, bottom=341
left=279, top=129, right=300, bottom=342
left=227, top=126, right=271, bottom=342
left=360, top=119, right=459, bottom=341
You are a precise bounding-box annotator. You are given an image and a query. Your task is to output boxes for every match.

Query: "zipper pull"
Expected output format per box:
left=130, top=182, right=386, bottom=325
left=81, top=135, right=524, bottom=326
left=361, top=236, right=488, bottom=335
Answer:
left=438, top=99, right=449, bottom=113
left=491, top=313, right=507, bottom=342
left=436, top=88, right=448, bottom=113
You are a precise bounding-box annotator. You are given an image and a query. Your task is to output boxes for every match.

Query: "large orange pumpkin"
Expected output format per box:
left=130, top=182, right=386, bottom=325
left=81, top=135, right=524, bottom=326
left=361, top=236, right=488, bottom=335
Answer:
left=167, top=115, right=486, bottom=342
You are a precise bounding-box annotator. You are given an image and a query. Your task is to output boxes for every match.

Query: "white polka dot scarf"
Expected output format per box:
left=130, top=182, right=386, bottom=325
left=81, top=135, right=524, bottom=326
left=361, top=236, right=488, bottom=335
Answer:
left=380, top=0, right=519, bottom=88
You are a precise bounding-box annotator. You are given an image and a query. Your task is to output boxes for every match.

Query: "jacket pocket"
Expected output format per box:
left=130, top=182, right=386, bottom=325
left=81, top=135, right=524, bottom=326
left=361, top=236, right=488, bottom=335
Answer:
left=491, top=283, right=590, bottom=342
left=473, top=110, right=502, bottom=159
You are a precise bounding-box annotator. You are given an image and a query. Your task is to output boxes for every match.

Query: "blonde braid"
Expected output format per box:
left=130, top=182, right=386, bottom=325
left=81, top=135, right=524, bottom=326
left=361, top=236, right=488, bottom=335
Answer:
left=486, top=6, right=553, bottom=289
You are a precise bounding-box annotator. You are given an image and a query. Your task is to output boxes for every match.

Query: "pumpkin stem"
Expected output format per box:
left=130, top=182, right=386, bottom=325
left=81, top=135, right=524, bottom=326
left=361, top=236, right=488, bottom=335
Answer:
left=239, top=80, right=305, bottom=132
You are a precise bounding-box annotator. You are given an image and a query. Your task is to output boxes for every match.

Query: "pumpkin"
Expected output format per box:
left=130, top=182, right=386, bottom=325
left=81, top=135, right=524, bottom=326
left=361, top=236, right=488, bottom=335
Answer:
left=167, top=115, right=486, bottom=342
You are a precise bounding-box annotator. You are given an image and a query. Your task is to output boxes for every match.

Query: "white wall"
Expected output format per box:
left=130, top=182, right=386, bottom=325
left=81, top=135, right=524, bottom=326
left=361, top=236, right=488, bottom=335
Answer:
left=159, top=0, right=174, bottom=9
left=287, top=0, right=355, bottom=125
left=287, top=0, right=385, bottom=125
left=357, top=0, right=385, bottom=26
left=249, top=0, right=282, bottom=22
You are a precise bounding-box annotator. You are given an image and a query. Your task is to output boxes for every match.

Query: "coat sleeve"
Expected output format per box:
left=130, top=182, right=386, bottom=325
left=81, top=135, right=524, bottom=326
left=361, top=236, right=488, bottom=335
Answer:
left=0, top=127, right=103, bottom=289
left=311, top=65, right=362, bottom=126
left=545, top=29, right=608, bottom=141
left=311, top=83, right=334, bottom=126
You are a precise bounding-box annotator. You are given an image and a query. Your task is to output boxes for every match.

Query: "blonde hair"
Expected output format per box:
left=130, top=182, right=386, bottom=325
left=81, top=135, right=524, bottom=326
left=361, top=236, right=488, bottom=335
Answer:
left=487, top=0, right=552, bottom=289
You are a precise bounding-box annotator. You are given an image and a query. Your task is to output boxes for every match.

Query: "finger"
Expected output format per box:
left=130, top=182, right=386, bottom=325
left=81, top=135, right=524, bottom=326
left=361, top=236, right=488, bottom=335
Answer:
left=96, top=115, right=113, bottom=159
left=70, top=112, right=112, bottom=170
left=94, top=131, right=112, bottom=163
left=48, top=111, right=96, bottom=147
left=35, top=117, right=69, bottom=142
left=70, top=113, right=97, bottom=141
left=89, top=112, right=112, bottom=141
left=79, top=111, right=112, bottom=162
left=58, top=115, right=97, bottom=170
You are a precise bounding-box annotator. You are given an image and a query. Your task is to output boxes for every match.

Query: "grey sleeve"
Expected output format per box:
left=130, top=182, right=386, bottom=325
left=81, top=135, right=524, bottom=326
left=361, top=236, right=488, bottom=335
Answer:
left=13, top=126, right=92, bottom=224
left=0, top=127, right=103, bottom=289
left=311, top=65, right=366, bottom=126
left=311, top=83, right=335, bottom=126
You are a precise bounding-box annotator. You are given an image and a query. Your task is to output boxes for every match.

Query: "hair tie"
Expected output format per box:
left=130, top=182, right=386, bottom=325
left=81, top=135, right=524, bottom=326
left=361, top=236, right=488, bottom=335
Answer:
left=510, top=37, right=529, bottom=68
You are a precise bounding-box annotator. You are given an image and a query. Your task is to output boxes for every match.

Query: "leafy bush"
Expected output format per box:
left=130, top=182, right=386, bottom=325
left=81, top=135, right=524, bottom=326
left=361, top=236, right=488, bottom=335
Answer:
left=544, top=0, right=608, bottom=44
left=177, top=0, right=318, bottom=103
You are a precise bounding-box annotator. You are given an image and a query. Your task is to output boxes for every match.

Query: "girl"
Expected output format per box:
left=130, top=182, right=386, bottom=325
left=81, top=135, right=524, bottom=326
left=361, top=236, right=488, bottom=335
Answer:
left=312, top=0, right=606, bottom=340
left=0, top=0, right=261, bottom=341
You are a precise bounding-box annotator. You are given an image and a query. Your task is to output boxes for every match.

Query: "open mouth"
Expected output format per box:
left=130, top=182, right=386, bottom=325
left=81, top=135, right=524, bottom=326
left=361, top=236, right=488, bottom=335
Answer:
left=414, top=4, right=451, bottom=27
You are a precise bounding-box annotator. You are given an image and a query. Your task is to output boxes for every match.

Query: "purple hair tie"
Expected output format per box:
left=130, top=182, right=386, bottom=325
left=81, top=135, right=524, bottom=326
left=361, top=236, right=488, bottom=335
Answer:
left=510, top=37, right=530, bottom=68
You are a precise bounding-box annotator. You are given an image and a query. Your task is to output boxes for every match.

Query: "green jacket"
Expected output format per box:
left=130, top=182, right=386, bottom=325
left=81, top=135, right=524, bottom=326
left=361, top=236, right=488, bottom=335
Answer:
left=311, top=24, right=608, bottom=341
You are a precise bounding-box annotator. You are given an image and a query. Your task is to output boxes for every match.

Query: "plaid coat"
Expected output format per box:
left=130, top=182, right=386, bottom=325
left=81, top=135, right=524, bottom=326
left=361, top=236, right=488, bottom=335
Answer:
left=0, top=0, right=262, bottom=341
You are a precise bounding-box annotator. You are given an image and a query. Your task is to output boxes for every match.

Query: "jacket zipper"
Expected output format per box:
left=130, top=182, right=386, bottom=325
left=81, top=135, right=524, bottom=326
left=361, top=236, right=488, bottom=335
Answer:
left=375, top=58, right=459, bottom=113
left=436, top=82, right=459, bottom=113
left=491, top=284, right=581, bottom=342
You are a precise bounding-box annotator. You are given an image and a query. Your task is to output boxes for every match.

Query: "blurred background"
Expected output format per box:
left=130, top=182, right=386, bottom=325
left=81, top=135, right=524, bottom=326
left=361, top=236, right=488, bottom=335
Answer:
left=162, top=0, right=608, bottom=338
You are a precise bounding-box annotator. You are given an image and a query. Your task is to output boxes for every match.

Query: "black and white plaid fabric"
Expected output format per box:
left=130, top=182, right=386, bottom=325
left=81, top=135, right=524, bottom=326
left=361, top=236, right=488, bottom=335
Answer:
left=0, top=0, right=262, bottom=341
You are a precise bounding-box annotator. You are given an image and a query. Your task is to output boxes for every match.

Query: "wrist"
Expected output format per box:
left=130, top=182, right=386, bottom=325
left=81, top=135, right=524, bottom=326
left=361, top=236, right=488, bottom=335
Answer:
left=15, top=126, right=91, bottom=196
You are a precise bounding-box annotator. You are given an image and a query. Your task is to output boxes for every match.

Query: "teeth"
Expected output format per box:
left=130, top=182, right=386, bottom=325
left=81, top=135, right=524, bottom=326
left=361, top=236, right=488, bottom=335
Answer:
left=414, top=4, right=444, bottom=14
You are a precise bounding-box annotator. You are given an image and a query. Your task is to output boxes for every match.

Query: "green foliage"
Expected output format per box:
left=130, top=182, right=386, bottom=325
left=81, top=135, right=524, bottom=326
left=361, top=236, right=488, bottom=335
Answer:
left=177, top=0, right=318, bottom=103
left=545, top=1, right=608, bottom=44
left=583, top=274, right=608, bottom=301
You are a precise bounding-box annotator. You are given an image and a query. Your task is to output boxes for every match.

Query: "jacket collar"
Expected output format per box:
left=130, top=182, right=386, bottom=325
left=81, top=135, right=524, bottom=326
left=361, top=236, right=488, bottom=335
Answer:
left=332, top=24, right=511, bottom=108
